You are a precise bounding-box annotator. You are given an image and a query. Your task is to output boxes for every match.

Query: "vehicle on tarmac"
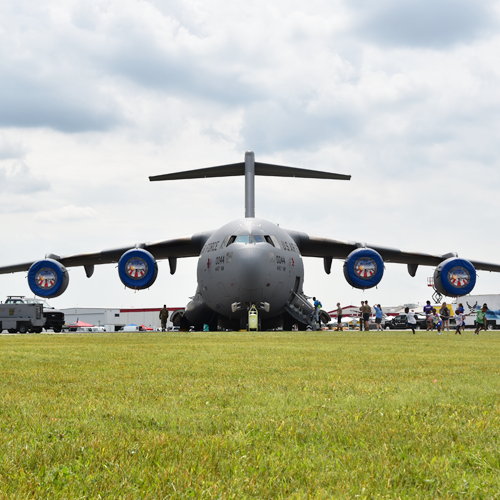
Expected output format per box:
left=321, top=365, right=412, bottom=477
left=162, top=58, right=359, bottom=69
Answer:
left=387, top=313, right=428, bottom=330
left=119, top=325, right=147, bottom=332
left=0, top=302, right=45, bottom=333
left=451, top=294, right=500, bottom=330
left=4, top=296, right=65, bottom=332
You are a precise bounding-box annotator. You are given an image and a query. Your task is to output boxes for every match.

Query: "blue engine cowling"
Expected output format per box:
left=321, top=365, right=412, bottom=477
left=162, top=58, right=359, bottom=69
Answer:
left=118, top=249, right=158, bottom=290
left=28, top=259, right=69, bottom=298
left=343, top=248, right=384, bottom=289
left=433, top=257, right=476, bottom=297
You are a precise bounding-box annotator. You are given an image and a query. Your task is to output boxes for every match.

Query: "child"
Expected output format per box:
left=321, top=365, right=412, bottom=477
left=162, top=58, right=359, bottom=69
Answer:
left=474, top=305, right=488, bottom=335
left=405, top=306, right=417, bottom=335
left=454, top=311, right=463, bottom=335
left=433, top=309, right=442, bottom=335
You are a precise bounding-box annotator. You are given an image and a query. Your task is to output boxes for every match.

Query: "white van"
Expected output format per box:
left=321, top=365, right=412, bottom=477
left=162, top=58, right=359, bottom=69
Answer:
left=118, top=325, right=146, bottom=332
left=79, top=326, right=105, bottom=333
left=451, top=294, right=500, bottom=330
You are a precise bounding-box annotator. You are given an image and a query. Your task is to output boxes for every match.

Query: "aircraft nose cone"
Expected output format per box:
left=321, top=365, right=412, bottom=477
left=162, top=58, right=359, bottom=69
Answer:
left=233, top=246, right=269, bottom=298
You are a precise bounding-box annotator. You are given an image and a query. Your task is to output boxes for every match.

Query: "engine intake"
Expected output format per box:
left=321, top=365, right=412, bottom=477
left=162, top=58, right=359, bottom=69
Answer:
left=343, top=248, right=384, bottom=289
left=118, top=249, right=158, bottom=290
left=28, top=259, right=69, bottom=298
left=433, top=257, right=476, bottom=297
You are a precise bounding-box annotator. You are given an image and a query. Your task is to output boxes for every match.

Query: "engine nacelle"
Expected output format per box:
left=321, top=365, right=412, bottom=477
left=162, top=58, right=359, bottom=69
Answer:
left=433, top=257, right=476, bottom=297
left=28, top=259, right=69, bottom=298
left=118, top=249, right=158, bottom=290
left=343, top=248, right=384, bottom=289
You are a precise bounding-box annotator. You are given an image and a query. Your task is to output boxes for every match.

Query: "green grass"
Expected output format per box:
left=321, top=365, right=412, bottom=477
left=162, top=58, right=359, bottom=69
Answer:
left=1, top=330, right=500, bottom=499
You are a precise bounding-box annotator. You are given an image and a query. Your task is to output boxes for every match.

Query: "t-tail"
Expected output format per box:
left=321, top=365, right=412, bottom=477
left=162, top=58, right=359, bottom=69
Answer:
left=149, top=151, right=351, bottom=218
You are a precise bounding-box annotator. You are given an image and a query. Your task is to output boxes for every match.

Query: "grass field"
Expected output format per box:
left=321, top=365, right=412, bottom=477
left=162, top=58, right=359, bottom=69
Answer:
left=1, top=330, right=500, bottom=499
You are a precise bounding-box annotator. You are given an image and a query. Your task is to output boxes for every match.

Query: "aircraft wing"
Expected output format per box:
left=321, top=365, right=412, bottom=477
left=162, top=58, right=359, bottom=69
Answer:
left=0, top=231, right=215, bottom=275
left=285, top=230, right=500, bottom=274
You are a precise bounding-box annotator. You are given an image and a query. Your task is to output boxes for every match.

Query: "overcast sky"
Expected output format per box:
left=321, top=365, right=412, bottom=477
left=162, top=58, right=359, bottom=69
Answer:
left=1, top=0, right=500, bottom=312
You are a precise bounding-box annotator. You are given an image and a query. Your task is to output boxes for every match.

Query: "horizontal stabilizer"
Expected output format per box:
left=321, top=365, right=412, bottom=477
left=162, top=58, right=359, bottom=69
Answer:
left=149, top=163, right=245, bottom=181
left=150, top=162, right=350, bottom=182
left=255, top=163, right=350, bottom=180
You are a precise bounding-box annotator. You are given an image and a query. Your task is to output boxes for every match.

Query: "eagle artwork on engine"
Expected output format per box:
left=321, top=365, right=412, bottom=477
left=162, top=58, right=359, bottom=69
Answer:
left=1, top=151, right=500, bottom=330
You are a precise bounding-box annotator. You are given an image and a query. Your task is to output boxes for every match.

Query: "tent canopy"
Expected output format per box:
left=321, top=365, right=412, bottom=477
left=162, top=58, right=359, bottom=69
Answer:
left=68, top=320, right=94, bottom=327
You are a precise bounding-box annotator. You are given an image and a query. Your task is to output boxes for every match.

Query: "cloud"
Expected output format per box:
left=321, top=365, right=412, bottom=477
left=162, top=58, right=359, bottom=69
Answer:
left=0, top=2, right=126, bottom=132
left=0, top=161, right=51, bottom=194
left=351, top=0, right=499, bottom=48
left=0, top=135, right=29, bottom=160
left=35, top=205, right=99, bottom=223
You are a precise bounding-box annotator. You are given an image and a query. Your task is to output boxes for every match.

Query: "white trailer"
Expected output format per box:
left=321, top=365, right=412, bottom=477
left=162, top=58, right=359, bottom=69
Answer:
left=451, top=294, right=500, bottom=330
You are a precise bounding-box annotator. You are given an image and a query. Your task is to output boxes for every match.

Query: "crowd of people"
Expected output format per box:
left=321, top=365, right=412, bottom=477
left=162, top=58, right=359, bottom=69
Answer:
left=330, top=299, right=490, bottom=335
left=420, top=300, right=488, bottom=335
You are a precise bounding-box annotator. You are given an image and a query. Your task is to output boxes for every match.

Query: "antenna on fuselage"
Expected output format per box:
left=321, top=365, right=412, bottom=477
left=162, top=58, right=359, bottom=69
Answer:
left=149, top=151, right=351, bottom=218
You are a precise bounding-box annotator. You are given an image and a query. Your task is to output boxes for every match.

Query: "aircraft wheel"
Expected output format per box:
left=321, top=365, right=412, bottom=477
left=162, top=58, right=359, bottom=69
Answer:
left=18, top=325, right=27, bottom=334
left=8, top=329, right=16, bottom=333
left=53, top=327, right=62, bottom=333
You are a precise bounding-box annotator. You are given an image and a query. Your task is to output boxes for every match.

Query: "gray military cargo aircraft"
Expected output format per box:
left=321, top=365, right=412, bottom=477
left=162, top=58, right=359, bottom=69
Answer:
left=1, top=151, right=500, bottom=331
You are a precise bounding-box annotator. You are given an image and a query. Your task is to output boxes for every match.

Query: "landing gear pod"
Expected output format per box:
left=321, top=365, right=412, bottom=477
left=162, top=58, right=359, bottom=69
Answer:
left=433, top=258, right=476, bottom=297
left=343, top=248, right=384, bottom=289
left=28, top=259, right=69, bottom=298
left=118, top=249, right=158, bottom=290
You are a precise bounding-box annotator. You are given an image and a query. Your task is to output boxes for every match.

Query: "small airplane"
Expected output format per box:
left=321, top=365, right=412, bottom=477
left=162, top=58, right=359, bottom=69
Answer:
left=2, top=151, right=500, bottom=331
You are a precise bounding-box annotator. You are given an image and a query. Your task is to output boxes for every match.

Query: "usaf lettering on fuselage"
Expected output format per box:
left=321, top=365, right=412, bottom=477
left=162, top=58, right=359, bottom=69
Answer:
left=281, top=240, right=299, bottom=253
left=202, top=241, right=219, bottom=253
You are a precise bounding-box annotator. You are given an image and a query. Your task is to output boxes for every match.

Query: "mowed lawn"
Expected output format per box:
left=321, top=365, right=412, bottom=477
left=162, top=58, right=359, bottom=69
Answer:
left=1, top=330, right=500, bottom=499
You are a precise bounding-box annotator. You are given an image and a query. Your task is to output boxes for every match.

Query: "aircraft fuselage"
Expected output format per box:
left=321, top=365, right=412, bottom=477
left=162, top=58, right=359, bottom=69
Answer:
left=193, top=218, right=305, bottom=326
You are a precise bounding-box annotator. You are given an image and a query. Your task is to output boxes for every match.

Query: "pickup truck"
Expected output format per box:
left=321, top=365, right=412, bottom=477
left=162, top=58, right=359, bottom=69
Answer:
left=386, top=313, right=428, bottom=330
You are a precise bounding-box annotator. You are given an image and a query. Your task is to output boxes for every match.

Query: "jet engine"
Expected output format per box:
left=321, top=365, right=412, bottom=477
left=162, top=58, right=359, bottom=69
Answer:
left=28, top=259, right=69, bottom=298
left=343, top=248, right=384, bottom=289
left=118, top=249, right=158, bottom=290
left=433, top=257, right=476, bottom=297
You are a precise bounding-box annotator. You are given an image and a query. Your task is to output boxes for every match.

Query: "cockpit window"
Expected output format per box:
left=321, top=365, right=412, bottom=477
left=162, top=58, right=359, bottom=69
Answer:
left=269, top=235, right=281, bottom=249
left=222, top=235, right=237, bottom=248
left=225, top=234, right=279, bottom=245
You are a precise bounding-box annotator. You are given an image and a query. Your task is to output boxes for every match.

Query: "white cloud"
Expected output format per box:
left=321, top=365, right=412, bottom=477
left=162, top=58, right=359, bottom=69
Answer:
left=0, top=135, right=29, bottom=160
left=0, top=161, right=50, bottom=194
left=35, top=205, right=99, bottom=223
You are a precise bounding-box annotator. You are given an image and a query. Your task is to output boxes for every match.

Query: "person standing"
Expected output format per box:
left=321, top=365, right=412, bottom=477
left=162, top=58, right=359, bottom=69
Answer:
left=313, top=297, right=322, bottom=327
left=456, top=303, right=466, bottom=333
left=424, top=300, right=433, bottom=331
left=363, top=302, right=371, bottom=331
left=453, top=309, right=463, bottom=335
left=440, top=302, right=450, bottom=331
left=405, top=307, right=417, bottom=334
left=358, top=301, right=365, bottom=330
left=159, top=305, right=169, bottom=332
left=374, top=304, right=383, bottom=331
left=474, top=305, right=488, bottom=335
left=336, top=303, right=343, bottom=331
